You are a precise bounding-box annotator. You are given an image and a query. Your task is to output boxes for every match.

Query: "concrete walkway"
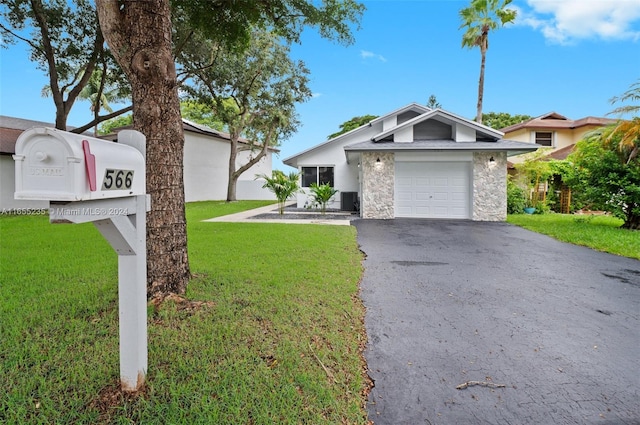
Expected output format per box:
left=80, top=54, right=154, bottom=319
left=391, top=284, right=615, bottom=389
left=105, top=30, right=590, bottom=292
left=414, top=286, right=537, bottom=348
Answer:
left=202, top=202, right=353, bottom=225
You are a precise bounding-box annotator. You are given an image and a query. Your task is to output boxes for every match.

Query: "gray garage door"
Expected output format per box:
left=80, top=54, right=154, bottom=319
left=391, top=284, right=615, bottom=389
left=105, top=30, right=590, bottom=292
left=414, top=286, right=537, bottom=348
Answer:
left=395, top=161, right=470, bottom=218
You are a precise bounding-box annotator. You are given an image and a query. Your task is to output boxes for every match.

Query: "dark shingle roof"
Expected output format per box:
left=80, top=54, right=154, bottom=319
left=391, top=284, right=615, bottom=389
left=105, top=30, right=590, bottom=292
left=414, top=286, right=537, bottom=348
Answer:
left=1, top=116, right=57, bottom=154
left=500, top=112, right=616, bottom=133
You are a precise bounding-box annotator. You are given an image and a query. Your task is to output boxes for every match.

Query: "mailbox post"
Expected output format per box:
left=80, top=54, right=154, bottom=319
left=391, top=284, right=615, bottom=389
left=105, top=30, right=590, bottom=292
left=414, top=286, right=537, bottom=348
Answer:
left=14, top=127, right=149, bottom=392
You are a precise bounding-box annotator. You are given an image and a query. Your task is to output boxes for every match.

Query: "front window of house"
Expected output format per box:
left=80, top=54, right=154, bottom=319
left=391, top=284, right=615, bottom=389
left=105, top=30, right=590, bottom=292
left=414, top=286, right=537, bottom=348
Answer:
left=301, top=166, right=334, bottom=187
left=535, top=131, right=553, bottom=147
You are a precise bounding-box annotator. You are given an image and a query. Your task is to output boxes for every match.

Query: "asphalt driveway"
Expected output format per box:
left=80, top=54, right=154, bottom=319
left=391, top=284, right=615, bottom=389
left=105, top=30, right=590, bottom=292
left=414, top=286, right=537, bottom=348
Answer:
left=354, top=219, right=640, bottom=425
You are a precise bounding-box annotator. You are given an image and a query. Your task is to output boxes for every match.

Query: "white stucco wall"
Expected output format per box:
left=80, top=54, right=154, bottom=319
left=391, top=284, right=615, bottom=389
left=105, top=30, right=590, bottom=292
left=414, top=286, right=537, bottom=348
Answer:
left=289, top=121, right=383, bottom=209
left=183, top=132, right=275, bottom=202
left=0, top=155, right=48, bottom=212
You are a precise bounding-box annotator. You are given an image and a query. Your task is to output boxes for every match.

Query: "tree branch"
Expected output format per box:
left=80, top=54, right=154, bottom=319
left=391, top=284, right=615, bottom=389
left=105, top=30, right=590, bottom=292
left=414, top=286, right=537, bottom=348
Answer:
left=30, top=0, right=63, bottom=123
left=232, top=127, right=271, bottom=179
left=0, top=22, right=44, bottom=55
left=70, top=104, right=133, bottom=134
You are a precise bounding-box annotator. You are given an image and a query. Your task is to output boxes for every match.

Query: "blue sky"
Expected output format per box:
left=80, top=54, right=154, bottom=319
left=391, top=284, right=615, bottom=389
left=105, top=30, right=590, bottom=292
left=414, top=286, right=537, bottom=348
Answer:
left=1, top=0, right=639, bottom=172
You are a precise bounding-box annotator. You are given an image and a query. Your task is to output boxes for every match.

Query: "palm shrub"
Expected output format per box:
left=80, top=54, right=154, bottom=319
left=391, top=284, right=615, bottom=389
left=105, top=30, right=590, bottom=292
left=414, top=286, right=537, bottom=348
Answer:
left=256, top=170, right=300, bottom=214
left=507, top=177, right=526, bottom=214
left=308, top=183, right=339, bottom=214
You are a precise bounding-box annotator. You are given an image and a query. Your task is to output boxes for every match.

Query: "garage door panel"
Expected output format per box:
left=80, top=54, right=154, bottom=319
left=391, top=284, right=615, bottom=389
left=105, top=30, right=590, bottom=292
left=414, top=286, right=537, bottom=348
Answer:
left=413, top=177, right=431, bottom=187
left=452, top=192, right=466, bottom=201
left=395, top=161, right=470, bottom=219
left=396, top=191, right=412, bottom=201
left=396, top=206, right=412, bottom=216
left=433, top=178, right=449, bottom=187
left=415, top=191, right=430, bottom=201
left=452, top=177, right=466, bottom=187
left=396, top=176, right=412, bottom=187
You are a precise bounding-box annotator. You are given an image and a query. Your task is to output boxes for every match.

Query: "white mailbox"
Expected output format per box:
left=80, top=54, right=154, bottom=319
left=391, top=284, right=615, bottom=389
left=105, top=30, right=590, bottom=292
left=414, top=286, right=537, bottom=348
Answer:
left=14, top=127, right=145, bottom=201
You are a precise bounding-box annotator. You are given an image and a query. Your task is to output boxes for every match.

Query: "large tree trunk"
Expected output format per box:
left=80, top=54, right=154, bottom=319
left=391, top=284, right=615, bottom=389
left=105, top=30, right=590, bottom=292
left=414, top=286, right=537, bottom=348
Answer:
left=227, top=140, right=270, bottom=202
left=97, top=0, right=190, bottom=297
left=476, top=45, right=486, bottom=124
left=226, top=140, right=238, bottom=202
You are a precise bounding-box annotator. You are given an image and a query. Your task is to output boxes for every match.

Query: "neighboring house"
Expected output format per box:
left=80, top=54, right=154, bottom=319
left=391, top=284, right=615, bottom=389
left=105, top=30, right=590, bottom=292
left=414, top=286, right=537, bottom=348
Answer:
left=501, top=112, right=616, bottom=166
left=0, top=116, right=275, bottom=211
left=102, top=120, right=276, bottom=202
left=179, top=120, right=276, bottom=202
left=1, top=116, right=58, bottom=211
left=283, top=103, right=539, bottom=221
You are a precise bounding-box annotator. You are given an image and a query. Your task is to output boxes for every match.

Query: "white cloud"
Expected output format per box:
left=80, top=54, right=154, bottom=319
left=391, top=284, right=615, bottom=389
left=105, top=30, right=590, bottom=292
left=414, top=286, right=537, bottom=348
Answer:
left=312, top=92, right=323, bottom=98
left=360, top=50, right=387, bottom=62
left=515, top=0, right=640, bottom=44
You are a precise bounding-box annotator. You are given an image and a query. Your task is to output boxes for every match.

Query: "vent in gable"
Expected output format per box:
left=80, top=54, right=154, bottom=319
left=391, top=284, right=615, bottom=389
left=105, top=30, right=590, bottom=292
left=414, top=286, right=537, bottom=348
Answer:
left=414, top=119, right=452, bottom=140
left=397, top=110, right=421, bottom=125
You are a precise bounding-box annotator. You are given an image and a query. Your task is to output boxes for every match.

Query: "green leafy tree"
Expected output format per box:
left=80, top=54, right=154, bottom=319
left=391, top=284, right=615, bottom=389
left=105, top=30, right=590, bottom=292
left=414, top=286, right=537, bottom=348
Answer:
left=308, top=183, right=339, bottom=214
left=426, top=94, right=442, bottom=109
left=514, top=148, right=554, bottom=209
left=482, top=112, right=532, bottom=130
left=96, top=0, right=364, bottom=296
left=567, top=126, right=640, bottom=229
left=98, top=101, right=220, bottom=135
left=180, top=100, right=224, bottom=131
left=0, top=0, right=130, bottom=132
left=179, top=29, right=311, bottom=202
left=257, top=171, right=300, bottom=215
left=98, top=113, right=132, bottom=135
left=459, top=0, right=517, bottom=123
left=328, top=114, right=378, bottom=139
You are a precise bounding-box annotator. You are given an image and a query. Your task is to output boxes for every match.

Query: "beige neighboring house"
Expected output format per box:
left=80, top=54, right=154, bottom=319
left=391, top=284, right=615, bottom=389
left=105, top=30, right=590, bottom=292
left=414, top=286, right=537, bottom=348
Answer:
left=501, top=112, right=617, bottom=166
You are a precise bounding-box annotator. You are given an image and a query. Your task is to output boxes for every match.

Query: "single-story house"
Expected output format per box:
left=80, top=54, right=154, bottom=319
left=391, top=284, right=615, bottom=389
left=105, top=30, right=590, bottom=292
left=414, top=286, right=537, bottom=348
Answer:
left=1, top=116, right=275, bottom=211
left=283, top=103, right=540, bottom=221
left=501, top=112, right=617, bottom=167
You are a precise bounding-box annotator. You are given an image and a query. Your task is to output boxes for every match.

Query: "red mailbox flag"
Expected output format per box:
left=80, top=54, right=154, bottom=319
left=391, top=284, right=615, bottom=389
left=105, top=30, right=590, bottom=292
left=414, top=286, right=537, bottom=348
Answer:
left=82, top=139, right=97, bottom=191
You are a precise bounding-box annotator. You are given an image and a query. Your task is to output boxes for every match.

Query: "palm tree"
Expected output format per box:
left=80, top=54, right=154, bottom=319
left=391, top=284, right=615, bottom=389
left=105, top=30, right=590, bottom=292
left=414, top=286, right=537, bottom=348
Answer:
left=256, top=171, right=300, bottom=214
left=607, top=79, right=640, bottom=164
left=459, top=0, right=517, bottom=124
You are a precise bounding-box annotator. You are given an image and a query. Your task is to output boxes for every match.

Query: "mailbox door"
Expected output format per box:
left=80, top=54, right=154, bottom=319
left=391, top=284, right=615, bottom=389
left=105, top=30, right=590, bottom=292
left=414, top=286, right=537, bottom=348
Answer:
left=14, top=132, right=85, bottom=201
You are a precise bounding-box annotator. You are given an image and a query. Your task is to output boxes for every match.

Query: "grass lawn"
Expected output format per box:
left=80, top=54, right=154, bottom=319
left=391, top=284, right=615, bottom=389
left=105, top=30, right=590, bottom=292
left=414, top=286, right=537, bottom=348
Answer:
left=507, top=213, right=640, bottom=260
left=1, top=200, right=369, bottom=424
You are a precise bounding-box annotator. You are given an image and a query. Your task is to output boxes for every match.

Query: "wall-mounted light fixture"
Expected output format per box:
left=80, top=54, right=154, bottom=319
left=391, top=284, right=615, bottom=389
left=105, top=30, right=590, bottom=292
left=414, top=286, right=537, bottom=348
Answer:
left=488, top=155, right=497, bottom=168
left=376, top=157, right=381, bottom=163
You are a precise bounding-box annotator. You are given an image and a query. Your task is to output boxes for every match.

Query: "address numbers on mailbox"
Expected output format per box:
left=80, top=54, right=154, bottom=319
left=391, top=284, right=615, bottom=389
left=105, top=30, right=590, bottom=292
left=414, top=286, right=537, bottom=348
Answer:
left=13, top=127, right=145, bottom=201
left=102, top=169, right=134, bottom=191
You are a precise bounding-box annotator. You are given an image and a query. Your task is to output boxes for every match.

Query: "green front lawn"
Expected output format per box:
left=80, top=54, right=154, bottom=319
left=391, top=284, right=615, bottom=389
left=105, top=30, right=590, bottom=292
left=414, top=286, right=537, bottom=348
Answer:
left=1, top=201, right=368, bottom=424
left=507, top=213, right=640, bottom=260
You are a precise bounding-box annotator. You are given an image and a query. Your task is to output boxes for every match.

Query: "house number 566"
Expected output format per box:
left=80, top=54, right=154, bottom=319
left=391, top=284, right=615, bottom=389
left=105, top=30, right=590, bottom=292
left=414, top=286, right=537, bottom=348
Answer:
left=102, top=169, right=134, bottom=190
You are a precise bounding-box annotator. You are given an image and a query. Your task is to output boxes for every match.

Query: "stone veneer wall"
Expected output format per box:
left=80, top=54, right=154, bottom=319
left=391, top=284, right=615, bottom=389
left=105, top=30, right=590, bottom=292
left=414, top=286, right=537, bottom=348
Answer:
left=361, top=152, right=395, bottom=219
left=473, top=151, right=507, bottom=221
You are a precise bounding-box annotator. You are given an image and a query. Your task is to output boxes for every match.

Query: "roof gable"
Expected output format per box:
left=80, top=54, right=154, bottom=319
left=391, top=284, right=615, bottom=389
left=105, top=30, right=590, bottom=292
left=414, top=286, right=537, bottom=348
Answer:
left=283, top=102, right=431, bottom=165
left=371, top=108, right=504, bottom=142
left=540, top=112, right=568, bottom=120
left=500, top=112, right=616, bottom=133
